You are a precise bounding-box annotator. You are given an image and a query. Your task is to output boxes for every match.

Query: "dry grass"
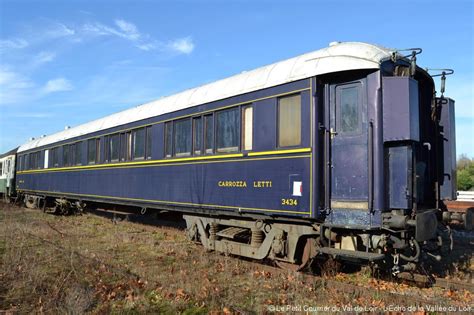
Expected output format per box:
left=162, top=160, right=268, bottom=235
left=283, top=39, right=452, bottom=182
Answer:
left=0, top=203, right=472, bottom=314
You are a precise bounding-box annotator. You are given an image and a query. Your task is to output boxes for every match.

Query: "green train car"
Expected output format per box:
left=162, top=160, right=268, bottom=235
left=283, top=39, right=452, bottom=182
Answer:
left=0, top=147, right=18, bottom=201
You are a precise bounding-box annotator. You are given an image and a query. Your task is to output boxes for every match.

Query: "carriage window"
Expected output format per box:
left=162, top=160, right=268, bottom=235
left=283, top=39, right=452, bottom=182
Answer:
left=146, top=126, right=152, bottom=160
left=29, top=152, right=36, bottom=169
left=133, top=128, right=145, bottom=160
left=104, top=136, right=109, bottom=162
left=193, top=117, right=202, bottom=155
left=71, top=144, right=76, bottom=165
left=110, top=134, right=119, bottom=162
left=340, top=86, right=360, bottom=134
left=204, top=114, right=214, bottom=154
left=121, top=132, right=131, bottom=161
left=30, top=152, right=37, bottom=169
left=54, top=148, right=59, bottom=167
left=165, top=122, right=173, bottom=158
left=63, top=145, right=70, bottom=166
left=88, top=139, right=100, bottom=164
left=217, top=107, right=240, bottom=153
left=75, top=142, right=82, bottom=165
left=50, top=148, right=57, bottom=167
left=278, top=94, right=301, bottom=147
left=242, top=106, right=253, bottom=151
left=174, top=119, right=191, bottom=157
left=0, top=162, right=3, bottom=174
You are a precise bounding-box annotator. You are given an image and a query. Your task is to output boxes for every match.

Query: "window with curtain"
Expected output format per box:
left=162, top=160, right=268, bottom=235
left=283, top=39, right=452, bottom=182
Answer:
left=146, top=126, right=152, bottom=159
left=109, top=134, right=119, bottom=161
left=165, top=122, right=173, bottom=158
left=133, top=128, right=145, bottom=160
left=278, top=94, right=301, bottom=147
left=217, top=107, right=240, bottom=153
left=193, top=117, right=202, bottom=155
left=204, top=114, right=214, bottom=154
left=88, top=139, right=96, bottom=164
left=75, top=142, right=82, bottom=165
left=174, top=119, right=192, bottom=157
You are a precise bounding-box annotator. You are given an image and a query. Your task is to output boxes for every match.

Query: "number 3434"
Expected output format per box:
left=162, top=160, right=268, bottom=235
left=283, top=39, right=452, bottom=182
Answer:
left=281, top=198, right=298, bottom=206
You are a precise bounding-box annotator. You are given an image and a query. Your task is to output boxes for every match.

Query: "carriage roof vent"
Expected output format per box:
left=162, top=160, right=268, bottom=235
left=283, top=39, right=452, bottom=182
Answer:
left=29, top=137, right=35, bottom=141
left=65, top=126, right=71, bottom=130
left=329, top=41, right=341, bottom=47
left=40, top=135, right=46, bottom=138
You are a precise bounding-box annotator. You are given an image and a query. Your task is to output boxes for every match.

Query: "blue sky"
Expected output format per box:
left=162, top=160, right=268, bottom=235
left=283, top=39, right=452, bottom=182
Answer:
left=1, top=0, right=473, bottom=157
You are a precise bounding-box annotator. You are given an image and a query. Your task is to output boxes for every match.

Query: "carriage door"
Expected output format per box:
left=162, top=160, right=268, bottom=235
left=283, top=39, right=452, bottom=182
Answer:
left=329, top=80, right=369, bottom=211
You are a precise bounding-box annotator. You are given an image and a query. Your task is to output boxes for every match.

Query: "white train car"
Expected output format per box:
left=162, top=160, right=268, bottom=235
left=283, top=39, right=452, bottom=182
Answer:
left=0, top=148, right=18, bottom=200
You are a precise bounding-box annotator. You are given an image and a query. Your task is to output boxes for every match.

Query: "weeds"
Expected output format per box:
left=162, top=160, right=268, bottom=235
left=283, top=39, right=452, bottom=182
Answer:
left=0, top=203, right=472, bottom=313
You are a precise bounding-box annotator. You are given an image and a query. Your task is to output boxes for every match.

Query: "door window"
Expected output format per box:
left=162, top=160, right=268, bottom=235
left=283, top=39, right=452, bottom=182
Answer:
left=338, top=86, right=360, bottom=134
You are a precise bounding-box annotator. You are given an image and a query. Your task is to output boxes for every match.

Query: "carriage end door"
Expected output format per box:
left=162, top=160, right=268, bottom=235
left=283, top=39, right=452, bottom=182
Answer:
left=329, top=80, right=369, bottom=212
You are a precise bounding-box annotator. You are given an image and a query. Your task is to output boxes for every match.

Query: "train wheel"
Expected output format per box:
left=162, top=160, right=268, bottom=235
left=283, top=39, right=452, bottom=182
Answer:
left=275, top=238, right=317, bottom=272
left=25, top=195, right=37, bottom=209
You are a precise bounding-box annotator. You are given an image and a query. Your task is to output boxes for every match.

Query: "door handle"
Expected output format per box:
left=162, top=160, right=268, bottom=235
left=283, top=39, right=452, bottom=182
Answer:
left=330, top=128, right=338, bottom=139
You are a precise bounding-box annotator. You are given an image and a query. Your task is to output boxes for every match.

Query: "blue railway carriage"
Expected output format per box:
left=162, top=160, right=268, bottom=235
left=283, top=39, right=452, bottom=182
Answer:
left=15, top=42, right=457, bottom=273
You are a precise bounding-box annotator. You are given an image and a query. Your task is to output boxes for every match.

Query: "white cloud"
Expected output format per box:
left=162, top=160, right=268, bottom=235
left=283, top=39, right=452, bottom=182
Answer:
left=45, top=22, right=75, bottom=38
left=136, top=43, right=157, bottom=51
left=83, top=20, right=142, bottom=42
left=0, top=38, right=28, bottom=50
left=82, top=19, right=155, bottom=51
left=42, top=78, right=73, bottom=93
left=2, top=18, right=195, bottom=55
left=34, top=51, right=56, bottom=66
left=168, top=37, right=194, bottom=54
left=81, top=19, right=194, bottom=53
left=115, top=19, right=140, bottom=41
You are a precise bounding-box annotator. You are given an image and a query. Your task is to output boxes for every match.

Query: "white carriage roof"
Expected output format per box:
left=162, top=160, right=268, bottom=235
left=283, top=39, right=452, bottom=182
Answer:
left=18, top=41, right=397, bottom=153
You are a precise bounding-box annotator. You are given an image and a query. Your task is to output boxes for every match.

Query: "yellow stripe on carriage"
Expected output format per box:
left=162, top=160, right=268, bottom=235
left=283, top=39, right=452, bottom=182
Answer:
left=17, top=148, right=312, bottom=174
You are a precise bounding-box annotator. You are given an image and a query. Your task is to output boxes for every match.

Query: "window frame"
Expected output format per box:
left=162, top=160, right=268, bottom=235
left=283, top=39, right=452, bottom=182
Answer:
left=216, top=106, right=241, bottom=154
left=173, top=118, right=192, bottom=157
left=192, top=116, right=203, bottom=156
left=204, top=114, right=214, bottom=155
left=336, top=83, right=362, bottom=136
left=109, top=133, right=120, bottom=162
left=132, top=128, right=146, bottom=161
left=87, top=139, right=99, bottom=165
left=146, top=126, right=153, bottom=160
left=241, top=105, right=253, bottom=151
left=277, top=93, right=302, bottom=148
left=73, top=142, right=82, bottom=166
left=164, top=122, right=173, bottom=158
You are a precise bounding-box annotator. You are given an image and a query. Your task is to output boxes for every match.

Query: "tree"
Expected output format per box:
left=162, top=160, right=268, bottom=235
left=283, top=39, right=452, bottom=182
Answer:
left=457, top=154, right=474, bottom=191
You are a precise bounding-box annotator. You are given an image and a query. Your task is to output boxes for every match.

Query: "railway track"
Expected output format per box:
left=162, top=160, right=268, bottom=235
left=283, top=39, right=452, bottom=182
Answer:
left=3, top=203, right=473, bottom=311
left=86, top=206, right=474, bottom=293
left=20, top=227, right=473, bottom=311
